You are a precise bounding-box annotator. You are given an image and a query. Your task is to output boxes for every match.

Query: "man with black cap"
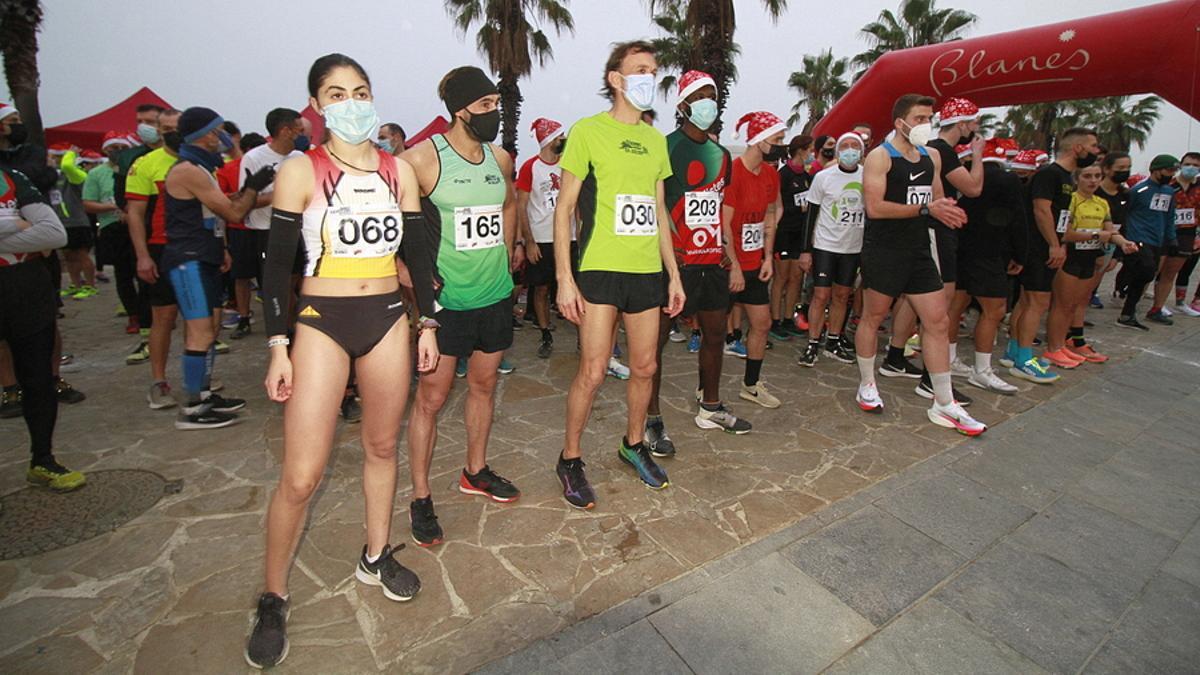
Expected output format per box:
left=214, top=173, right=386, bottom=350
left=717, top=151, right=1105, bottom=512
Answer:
left=161, top=106, right=275, bottom=430
left=402, top=66, right=522, bottom=547
left=1118, top=154, right=1179, bottom=329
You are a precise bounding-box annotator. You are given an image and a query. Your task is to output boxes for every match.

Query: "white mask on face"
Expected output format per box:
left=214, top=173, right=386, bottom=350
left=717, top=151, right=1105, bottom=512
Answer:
left=903, top=121, right=933, bottom=147
left=621, top=73, right=657, bottom=112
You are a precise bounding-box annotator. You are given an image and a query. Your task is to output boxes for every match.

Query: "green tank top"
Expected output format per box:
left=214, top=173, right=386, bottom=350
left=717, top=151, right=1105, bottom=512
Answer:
left=423, top=134, right=513, bottom=311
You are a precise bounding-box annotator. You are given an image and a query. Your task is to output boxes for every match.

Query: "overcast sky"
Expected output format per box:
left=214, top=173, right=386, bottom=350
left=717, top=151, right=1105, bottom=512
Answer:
left=4, top=0, right=1190, bottom=168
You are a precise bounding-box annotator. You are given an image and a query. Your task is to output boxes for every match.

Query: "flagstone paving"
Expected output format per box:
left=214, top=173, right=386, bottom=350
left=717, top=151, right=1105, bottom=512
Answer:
left=0, top=286, right=1195, bottom=673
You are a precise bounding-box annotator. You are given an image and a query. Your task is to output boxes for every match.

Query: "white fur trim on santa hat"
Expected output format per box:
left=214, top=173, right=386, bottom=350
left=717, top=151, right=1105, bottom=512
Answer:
left=677, top=73, right=717, bottom=106
left=0, top=103, right=17, bottom=121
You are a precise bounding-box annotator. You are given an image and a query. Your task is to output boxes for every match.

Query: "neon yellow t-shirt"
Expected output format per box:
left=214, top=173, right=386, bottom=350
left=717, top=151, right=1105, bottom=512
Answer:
left=560, top=112, right=672, bottom=274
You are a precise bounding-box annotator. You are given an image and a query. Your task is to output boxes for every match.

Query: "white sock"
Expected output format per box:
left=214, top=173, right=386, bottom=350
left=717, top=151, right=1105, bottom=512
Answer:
left=366, top=550, right=382, bottom=563
left=975, top=352, right=991, bottom=374
left=857, top=356, right=876, bottom=386
left=949, top=342, right=958, bottom=362
left=930, top=371, right=953, bottom=406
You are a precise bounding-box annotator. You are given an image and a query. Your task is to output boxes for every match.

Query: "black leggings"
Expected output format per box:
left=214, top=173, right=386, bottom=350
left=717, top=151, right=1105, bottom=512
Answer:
left=1120, top=245, right=1161, bottom=317
left=0, top=263, right=59, bottom=466
left=100, top=224, right=150, bottom=327
left=1176, top=254, right=1199, bottom=297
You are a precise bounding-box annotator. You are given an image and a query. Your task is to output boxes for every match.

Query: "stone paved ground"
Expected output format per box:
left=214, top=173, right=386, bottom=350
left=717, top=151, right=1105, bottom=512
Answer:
left=0, top=281, right=1196, bottom=673
left=483, top=325, right=1200, bottom=675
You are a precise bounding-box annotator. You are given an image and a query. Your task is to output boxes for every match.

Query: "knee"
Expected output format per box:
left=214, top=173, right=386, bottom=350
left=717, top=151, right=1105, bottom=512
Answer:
left=466, top=371, right=498, bottom=397
left=923, top=313, right=950, bottom=334
left=811, top=288, right=831, bottom=304
left=362, top=436, right=398, bottom=462
left=749, top=312, right=771, bottom=332
left=416, top=386, right=450, bottom=415
left=832, top=287, right=852, bottom=303
left=628, top=353, right=656, bottom=380
left=701, top=329, right=724, bottom=349
left=279, top=472, right=322, bottom=506
left=576, top=359, right=607, bottom=391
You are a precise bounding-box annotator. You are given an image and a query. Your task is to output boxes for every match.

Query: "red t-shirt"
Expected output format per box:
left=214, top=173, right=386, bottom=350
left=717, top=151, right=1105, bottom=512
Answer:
left=215, top=159, right=246, bottom=230
left=725, top=158, right=779, bottom=270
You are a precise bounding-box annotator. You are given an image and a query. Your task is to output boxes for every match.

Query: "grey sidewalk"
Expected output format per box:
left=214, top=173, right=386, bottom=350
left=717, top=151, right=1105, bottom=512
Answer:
left=481, top=330, right=1200, bottom=675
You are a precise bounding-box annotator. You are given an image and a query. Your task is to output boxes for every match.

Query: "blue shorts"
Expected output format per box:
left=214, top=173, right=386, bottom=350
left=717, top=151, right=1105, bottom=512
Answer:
left=168, top=260, right=222, bottom=321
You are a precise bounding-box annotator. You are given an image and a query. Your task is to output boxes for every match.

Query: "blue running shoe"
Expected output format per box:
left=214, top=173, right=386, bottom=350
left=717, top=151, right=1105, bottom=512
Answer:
left=1009, top=357, right=1060, bottom=384
left=724, top=339, right=747, bottom=358
left=687, top=331, right=701, bottom=353
left=999, top=338, right=1018, bottom=368
left=455, top=360, right=467, bottom=378
left=1089, top=293, right=1104, bottom=309
left=618, top=438, right=669, bottom=489
left=497, top=357, right=515, bottom=374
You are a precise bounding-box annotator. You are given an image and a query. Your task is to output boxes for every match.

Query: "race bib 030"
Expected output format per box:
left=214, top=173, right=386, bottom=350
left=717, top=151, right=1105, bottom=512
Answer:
left=614, top=194, right=657, bottom=236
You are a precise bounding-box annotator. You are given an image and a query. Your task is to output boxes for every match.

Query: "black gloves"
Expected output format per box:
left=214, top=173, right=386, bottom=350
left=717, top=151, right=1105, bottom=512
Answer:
left=243, top=165, right=277, bottom=193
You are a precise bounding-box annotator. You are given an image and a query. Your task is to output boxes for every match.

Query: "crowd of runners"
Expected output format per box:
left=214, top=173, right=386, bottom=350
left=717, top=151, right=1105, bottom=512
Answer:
left=0, top=42, right=1196, bottom=669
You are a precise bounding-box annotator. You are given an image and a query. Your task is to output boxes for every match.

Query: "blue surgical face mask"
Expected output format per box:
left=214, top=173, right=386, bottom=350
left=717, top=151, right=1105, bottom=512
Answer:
left=685, top=98, right=718, bottom=131
left=838, top=148, right=862, bottom=167
left=293, top=134, right=311, bottom=153
left=137, top=123, right=160, bottom=145
left=217, top=130, right=234, bottom=155
left=622, top=73, right=657, bottom=112
left=322, top=99, right=380, bottom=145
left=1181, top=165, right=1200, bottom=181
left=377, top=139, right=394, bottom=154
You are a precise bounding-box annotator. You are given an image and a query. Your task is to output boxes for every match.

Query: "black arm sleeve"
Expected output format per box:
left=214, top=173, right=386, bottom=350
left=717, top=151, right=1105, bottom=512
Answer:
left=802, top=203, right=820, bottom=253
left=401, top=211, right=439, bottom=319
left=263, top=208, right=302, bottom=338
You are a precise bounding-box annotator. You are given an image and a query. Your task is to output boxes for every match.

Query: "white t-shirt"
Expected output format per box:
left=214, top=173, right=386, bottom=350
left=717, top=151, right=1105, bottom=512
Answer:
left=516, top=155, right=575, bottom=243
left=807, top=164, right=865, bottom=254
left=238, top=144, right=303, bottom=230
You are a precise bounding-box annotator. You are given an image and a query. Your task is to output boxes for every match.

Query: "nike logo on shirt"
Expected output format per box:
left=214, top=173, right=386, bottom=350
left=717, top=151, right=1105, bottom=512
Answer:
left=909, top=172, right=926, bottom=180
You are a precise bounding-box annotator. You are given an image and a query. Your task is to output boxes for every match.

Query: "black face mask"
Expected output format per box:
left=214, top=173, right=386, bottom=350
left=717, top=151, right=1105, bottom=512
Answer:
left=1076, top=151, right=1097, bottom=169
left=959, top=129, right=975, bottom=145
left=763, top=144, right=787, bottom=162
left=821, top=147, right=836, bottom=160
left=1156, top=172, right=1175, bottom=186
left=553, top=139, right=566, bottom=155
left=5, top=122, right=28, bottom=146
left=163, top=130, right=183, bottom=152
left=464, top=110, right=500, bottom=143
left=1111, top=170, right=1131, bottom=183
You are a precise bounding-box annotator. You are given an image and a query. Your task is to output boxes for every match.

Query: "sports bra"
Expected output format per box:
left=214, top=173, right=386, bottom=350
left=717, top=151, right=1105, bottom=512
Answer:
left=301, top=146, right=404, bottom=279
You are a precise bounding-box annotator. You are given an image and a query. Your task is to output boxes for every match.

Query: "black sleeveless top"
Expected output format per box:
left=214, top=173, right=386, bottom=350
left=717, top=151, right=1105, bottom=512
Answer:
left=864, top=141, right=935, bottom=251
left=162, top=160, right=225, bottom=268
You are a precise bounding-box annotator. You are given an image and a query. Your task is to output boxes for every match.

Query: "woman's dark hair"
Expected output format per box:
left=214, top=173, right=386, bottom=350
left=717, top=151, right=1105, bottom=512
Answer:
left=788, top=134, right=813, bottom=158
left=239, top=132, right=267, bottom=152
left=1101, top=151, right=1130, bottom=170
left=222, top=120, right=241, bottom=136
left=307, top=53, right=371, bottom=98
left=814, top=134, right=833, bottom=152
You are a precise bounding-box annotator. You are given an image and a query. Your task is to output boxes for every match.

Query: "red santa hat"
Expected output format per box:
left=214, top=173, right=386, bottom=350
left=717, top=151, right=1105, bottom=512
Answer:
left=734, top=111, right=787, bottom=147
left=1035, top=151, right=1050, bottom=165
left=980, top=138, right=1006, bottom=163
left=937, top=97, right=980, bottom=127
left=529, top=117, right=564, bottom=149
left=79, top=150, right=105, bottom=164
left=0, top=102, right=17, bottom=121
left=102, top=130, right=131, bottom=151
left=48, top=142, right=72, bottom=157
left=955, top=143, right=972, bottom=159
left=1011, top=149, right=1041, bottom=171
left=676, top=70, right=717, bottom=106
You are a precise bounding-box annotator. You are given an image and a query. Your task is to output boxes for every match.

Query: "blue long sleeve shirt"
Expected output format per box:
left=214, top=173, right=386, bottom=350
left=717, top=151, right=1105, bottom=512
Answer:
left=1124, top=178, right=1177, bottom=248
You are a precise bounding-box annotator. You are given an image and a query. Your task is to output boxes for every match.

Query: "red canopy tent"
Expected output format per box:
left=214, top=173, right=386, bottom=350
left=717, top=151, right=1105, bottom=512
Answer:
left=45, top=87, right=172, bottom=151
left=300, top=104, right=325, bottom=144
left=404, top=116, right=450, bottom=149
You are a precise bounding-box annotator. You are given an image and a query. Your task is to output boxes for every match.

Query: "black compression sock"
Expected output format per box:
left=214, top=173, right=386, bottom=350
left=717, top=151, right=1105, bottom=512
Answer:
left=744, top=358, right=763, bottom=387
left=886, top=344, right=905, bottom=364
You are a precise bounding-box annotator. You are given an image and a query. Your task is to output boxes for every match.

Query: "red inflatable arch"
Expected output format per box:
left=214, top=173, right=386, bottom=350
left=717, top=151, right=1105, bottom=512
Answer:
left=813, top=0, right=1200, bottom=139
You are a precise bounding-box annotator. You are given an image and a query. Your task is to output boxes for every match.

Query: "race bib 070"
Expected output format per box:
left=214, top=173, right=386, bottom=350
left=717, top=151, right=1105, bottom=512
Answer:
left=326, top=204, right=403, bottom=258
left=741, top=221, right=764, bottom=252
left=454, top=204, right=504, bottom=252
left=614, top=194, right=657, bottom=236
left=906, top=186, right=932, bottom=205
left=684, top=191, right=720, bottom=227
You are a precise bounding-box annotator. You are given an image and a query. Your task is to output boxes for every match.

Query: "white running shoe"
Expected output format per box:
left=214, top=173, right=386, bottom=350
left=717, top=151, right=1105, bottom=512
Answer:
left=967, top=368, right=1018, bottom=395
left=856, top=382, right=884, bottom=413
left=1175, top=301, right=1200, bottom=317
left=606, top=357, right=630, bottom=380
left=740, top=381, right=781, bottom=409
left=950, top=357, right=973, bottom=378
left=927, top=400, right=987, bottom=436
left=1161, top=305, right=1174, bottom=317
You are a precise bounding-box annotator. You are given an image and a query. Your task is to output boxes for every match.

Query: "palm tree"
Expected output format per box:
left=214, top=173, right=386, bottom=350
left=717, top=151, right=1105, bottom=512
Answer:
left=445, top=0, right=574, bottom=156
left=786, top=49, right=850, bottom=134
left=0, top=0, right=45, bottom=146
left=852, top=0, right=977, bottom=80
left=647, top=0, right=788, bottom=131
left=1072, top=96, right=1162, bottom=152
left=1003, top=102, right=1075, bottom=152
left=649, top=1, right=702, bottom=100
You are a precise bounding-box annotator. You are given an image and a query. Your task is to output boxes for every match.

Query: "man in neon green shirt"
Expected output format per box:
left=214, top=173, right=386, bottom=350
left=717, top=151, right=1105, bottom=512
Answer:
left=554, top=40, right=685, bottom=506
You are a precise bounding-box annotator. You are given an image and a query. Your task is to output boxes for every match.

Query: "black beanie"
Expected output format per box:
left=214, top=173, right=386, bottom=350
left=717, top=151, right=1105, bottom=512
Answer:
left=179, top=107, right=224, bottom=144
left=442, top=67, right=498, bottom=115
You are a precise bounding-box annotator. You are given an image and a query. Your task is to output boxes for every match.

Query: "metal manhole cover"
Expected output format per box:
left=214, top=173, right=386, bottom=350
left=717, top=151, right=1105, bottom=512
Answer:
left=0, top=469, right=168, bottom=560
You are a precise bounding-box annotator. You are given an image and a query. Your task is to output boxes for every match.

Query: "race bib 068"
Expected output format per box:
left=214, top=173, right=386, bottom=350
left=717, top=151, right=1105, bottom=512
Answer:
left=454, top=204, right=504, bottom=252
left=326, top=204, right=403, bottom=258
left=614, top=194, right=657, bottom=236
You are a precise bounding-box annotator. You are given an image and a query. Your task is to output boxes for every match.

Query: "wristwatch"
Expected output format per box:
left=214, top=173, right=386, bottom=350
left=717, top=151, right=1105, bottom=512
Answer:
left=918, top=205, right=930, bottom=218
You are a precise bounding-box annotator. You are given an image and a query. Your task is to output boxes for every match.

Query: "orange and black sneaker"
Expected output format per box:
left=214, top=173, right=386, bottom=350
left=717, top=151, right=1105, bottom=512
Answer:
left=459, top=465, right=521, bottom=503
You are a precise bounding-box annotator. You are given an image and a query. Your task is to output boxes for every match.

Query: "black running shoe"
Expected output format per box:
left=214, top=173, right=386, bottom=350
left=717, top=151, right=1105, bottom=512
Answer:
left=355, top=544, right=421, bottom=602
left=55, top=378, right=86, bottom=404
left=797, top=341, right=819, bottom=367
left=410, top=496, right=443, bottom=547
left=645, top=418, right=676, bottom=458
left=557, top=453, right=596, bottom=509
left=175, top=404, right=239, bottom=430
left=204, top=393, right=246, bottom=413
left=537, top=337, right=553, bottom=359
left=1145, top=309, right=1174, bottom=325
left=915, top=376, right=974, bottom=407
left=619, top=438, right=670, bottom=489
left=1116, top=316, right=1150, bottom=331
left=230, top=319, right=252, bottom=340
left=341, top=393, right=362, bottom=423
left=825, top=340, right=855, bottom=364
left=245, top=592, right=289, bottom=669
left=459, top=465, right=521, bottom=503
left=1, top=386, right=22, bottom=418
left=879, top=357, right=922, bottom=378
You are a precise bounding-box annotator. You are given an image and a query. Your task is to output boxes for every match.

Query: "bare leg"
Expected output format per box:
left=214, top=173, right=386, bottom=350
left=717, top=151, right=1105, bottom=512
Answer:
left=463, top=349, right=503, bottom=474
left=407, top=354, right=457, bottom=500
left=807, top=286, right=831, bottom=340
left=564, top=302, right=619, bottom=459
left=149, top=305, right=178, bottom=382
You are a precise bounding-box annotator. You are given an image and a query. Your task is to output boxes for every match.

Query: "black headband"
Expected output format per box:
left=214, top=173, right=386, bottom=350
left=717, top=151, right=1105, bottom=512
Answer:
left=442, top=67, right=498, bottom=115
